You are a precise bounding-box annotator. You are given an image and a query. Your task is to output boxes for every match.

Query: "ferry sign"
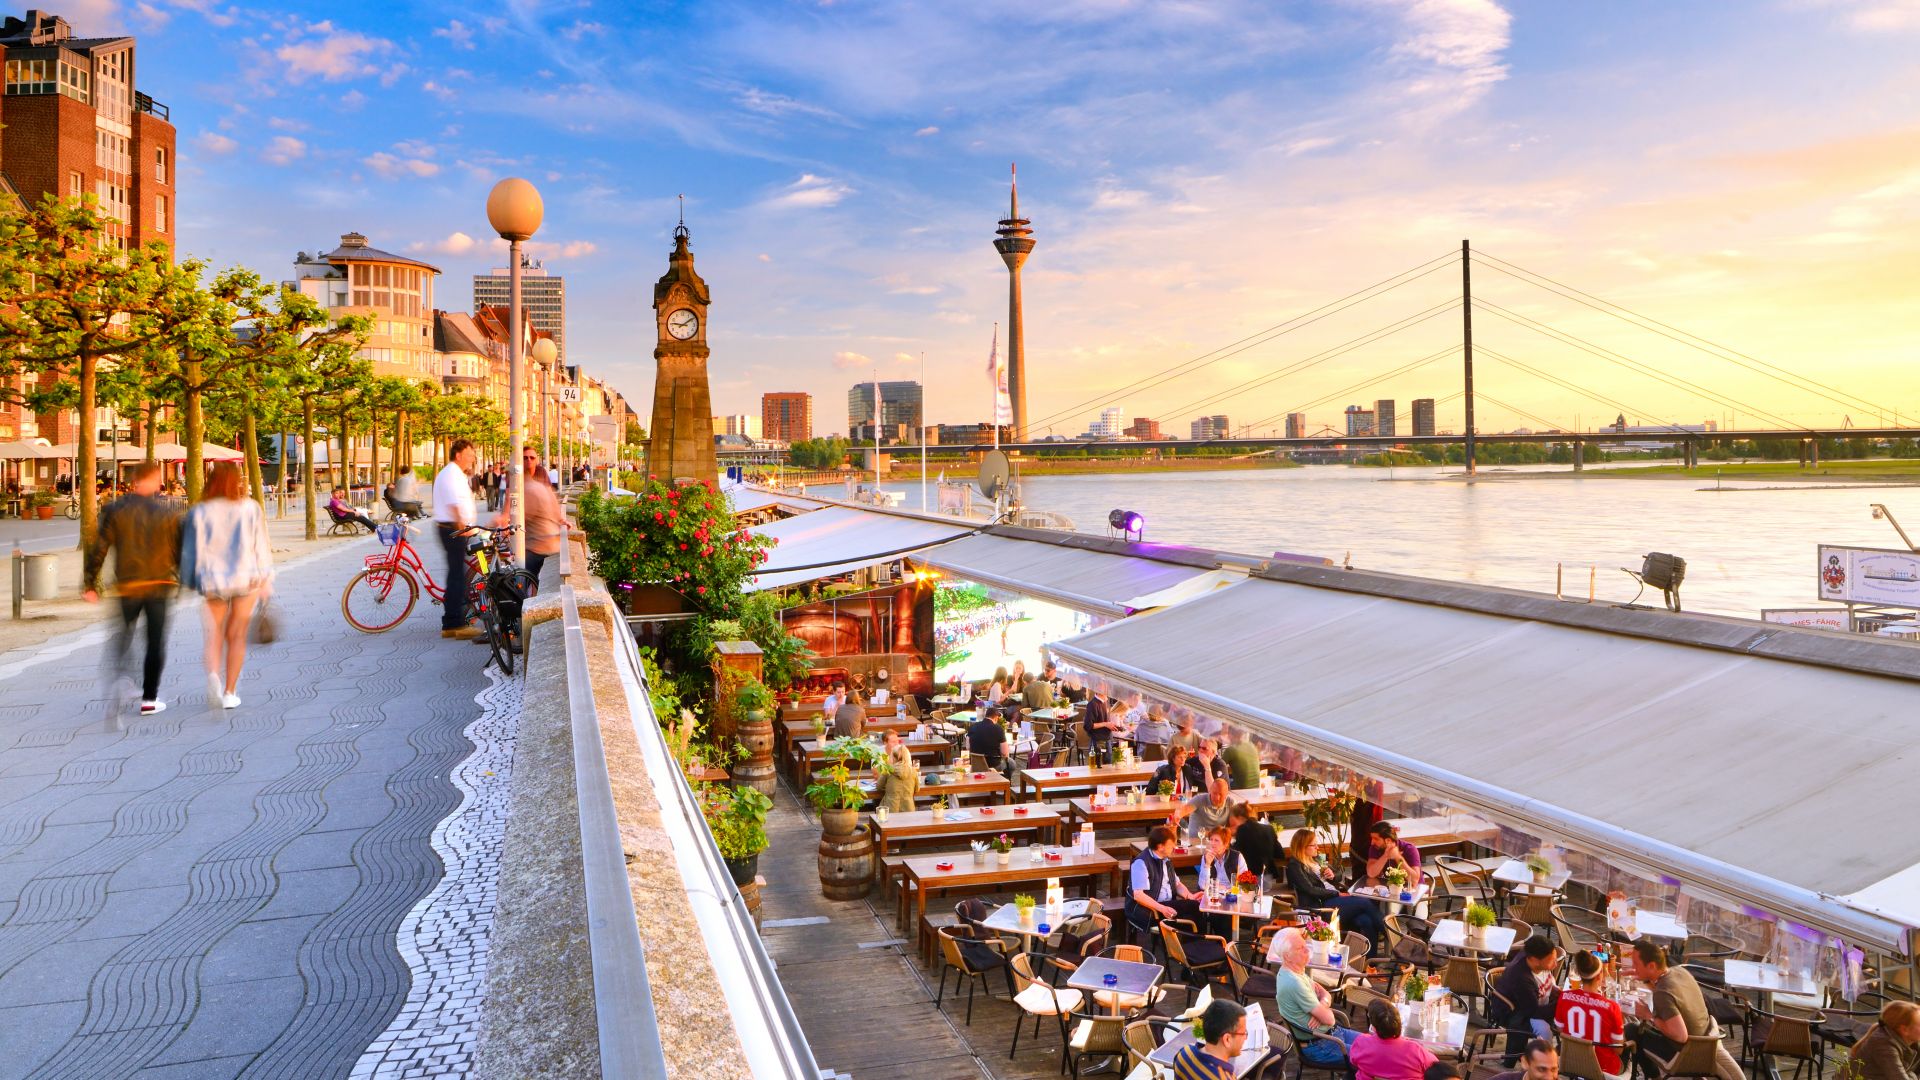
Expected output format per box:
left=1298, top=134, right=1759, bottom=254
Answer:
left=1815, top=544, right=1920, bottom=606
left=1762, top=607, right=1851, bottom=633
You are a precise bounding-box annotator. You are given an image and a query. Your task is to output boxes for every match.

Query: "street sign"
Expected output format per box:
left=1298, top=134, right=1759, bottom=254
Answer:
left=1815, top=544, right=1920, bottom=606
left=559, top=386, right=582, bottom=403
left=1761, top=607, right=1851, bottom=633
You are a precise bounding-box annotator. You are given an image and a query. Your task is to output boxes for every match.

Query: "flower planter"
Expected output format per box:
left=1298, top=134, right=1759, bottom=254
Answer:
left=997, top=852, right=1012, bottom=867
left=1308, top=938, right=1331, bottom=965
left=816, top=811, right=872, bottom=901
left=1017, top=907, right=1034, bottom=925
left=724, top=853, right=759, bottom=886
left=35, top=505, right=53, bottom=520
left=931, top=805, right=946, bottom=821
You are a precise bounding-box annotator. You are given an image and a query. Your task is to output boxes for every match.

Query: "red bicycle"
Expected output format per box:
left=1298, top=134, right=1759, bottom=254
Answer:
left=340, top=518, right=501, bottom=634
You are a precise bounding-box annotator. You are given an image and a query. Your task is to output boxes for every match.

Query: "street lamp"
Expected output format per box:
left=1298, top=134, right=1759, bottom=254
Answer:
left=487, top=177, right=543, bottom=564
left=531, top=337, right=558, bottom=479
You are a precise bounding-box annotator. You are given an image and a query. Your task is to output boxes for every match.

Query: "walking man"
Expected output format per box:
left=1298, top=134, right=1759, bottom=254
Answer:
left=83, top=461, right=181, bottom=715
left=435, top=439, right=481, bottom=640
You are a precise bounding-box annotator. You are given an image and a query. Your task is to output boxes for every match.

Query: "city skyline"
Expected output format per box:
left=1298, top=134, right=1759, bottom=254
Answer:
left=73, top=1, right=1920, bottom=435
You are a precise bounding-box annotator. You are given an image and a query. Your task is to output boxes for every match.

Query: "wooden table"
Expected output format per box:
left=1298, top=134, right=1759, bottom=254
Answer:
left=1065, top=787, right=1318, bottom=831
left=854, top=769, right=1012, bottom=807
left=798, top=736, right=952, bottom=772
left=899, top=847, right=1117, bottom=946
left=779, top=718, right=916, bottom=771
left=867, top=803, right=1064, bottom=855
left=1124, top=837, right=1207, bottom=870
left=1430, top=919, right=1516, bottom=956
left=1017, top=762, right=1160, bottom=798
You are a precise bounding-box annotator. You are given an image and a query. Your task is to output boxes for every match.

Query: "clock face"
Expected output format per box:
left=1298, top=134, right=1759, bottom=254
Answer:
left=667, top=308, right=700, bottom=340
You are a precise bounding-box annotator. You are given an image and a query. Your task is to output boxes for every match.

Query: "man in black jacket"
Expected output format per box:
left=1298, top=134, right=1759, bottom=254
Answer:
left=1491, top=935, right=1562, bottom=1065
left=83, top=462, right=182, bottom=716
left=1228, top=801, right=1278, bottom=883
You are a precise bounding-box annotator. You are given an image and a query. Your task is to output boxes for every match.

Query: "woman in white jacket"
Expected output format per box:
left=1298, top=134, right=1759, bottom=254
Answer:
left=181, top=462, right=274, bottom=709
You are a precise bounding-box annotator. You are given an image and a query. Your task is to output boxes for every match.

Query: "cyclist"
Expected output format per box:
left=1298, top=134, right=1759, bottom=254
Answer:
left=432, top=438, right=483, bottom=640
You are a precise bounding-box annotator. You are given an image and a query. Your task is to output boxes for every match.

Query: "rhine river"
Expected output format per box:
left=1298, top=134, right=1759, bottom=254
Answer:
left=833, top=465, right=1915, bottom=620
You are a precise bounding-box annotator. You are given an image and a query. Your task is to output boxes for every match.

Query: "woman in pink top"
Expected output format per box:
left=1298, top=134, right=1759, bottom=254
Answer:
left=1349, top=999, right=1438, bottom=1080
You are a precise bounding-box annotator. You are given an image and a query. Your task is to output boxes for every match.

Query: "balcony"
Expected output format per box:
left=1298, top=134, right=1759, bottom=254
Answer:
left=135, top=91, right=168, bottom=122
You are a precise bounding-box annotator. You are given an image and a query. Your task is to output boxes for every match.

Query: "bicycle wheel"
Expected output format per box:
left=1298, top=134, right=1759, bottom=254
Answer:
left=64, top=499, right=79, bottom=520
left=493, top=569, right=537, bottom=657
left=341, top=566, right=419, bottom=633
left=478, top=605, right=512, bottom=674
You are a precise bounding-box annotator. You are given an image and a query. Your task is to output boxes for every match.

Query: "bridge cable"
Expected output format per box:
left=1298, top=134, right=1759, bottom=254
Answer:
left=1245, top=344, right=1463, bottom=433
left=1476, top=345, right=1699, bottom=435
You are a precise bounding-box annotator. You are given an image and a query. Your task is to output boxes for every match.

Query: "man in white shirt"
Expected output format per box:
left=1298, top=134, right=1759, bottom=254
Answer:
left=433, top=438, right=481, bottom=640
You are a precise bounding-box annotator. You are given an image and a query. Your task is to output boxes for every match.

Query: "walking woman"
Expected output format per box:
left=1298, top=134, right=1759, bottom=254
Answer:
left=182, top=462, right=274, bottom=709
left=500, top=447, right=565, bottom=584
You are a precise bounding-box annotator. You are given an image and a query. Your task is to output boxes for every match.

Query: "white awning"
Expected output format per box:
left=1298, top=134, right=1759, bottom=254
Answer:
left=918, top=533, right=1234, bottom=617
left=746, top=507, right=971, bottom=592
left=724, top=483, right=826, bottom=517
left=1049, top=576, right=1920, bottom=951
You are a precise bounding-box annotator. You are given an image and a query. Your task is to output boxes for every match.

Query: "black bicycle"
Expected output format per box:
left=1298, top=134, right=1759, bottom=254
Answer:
left=468, top=526, right=535, bottom=676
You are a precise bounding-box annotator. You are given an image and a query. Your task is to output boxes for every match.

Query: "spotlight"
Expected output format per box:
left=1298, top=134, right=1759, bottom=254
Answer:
left=1641, top=551, right=1686, bottom=611
left=1107, top=508, right=1145, bottom=539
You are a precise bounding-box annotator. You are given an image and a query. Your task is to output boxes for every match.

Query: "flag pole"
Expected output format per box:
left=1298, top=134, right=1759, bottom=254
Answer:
left=920, top=350, right=928, bottom=513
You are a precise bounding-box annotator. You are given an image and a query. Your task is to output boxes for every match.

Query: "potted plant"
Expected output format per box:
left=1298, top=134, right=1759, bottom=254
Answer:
left=1156, top=780, right=1175, bottom=799
left=735, top=677, right=775, bottom=722
left=1403, top=972, right=1429, bottom=1037
left=1013, top=893, right=1036, bottom=925
left=1235, top=870, right=1258, bottom=907
left=991, top=832, right=1014, bottom=867
left=930, top=795, right=947, bottom=821
left=805, top=762, right=868, bottom=837
left=1382, top=863, right=1413, bottom=903
left=28, top=490, right=54, bottom=520
left=702, top=785, right=773, bottom=885
left=1464, top=901, right=1497, bottom=947
left=1525, top=854, right=1553, bottom=884
left=1302, top=913, right=1336, bottom=964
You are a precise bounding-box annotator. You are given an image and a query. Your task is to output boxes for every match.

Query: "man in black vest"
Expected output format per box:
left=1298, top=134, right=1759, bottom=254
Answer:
left=1125, top=825, right=1204, bottom=945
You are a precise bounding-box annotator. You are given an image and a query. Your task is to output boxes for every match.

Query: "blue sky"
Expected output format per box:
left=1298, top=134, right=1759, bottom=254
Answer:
left=67, top=0, right=1920, bottom=435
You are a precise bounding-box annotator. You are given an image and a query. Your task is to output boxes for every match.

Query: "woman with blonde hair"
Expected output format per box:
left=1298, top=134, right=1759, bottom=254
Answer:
left=877, top=730, right=920, bottom=813
left=181, top=462, right=274, bottom=709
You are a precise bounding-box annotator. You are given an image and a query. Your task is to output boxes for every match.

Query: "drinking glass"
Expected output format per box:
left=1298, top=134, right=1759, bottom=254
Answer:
left=1029, top=841, right=1043, bottom=863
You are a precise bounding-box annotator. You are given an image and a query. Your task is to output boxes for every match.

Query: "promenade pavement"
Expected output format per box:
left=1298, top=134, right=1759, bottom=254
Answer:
left=0, top=531, right=489, bottom=1078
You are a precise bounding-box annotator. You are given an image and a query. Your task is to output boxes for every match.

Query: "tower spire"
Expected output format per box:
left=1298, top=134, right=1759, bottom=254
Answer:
left=1009, top=162, right=1018, bottom=220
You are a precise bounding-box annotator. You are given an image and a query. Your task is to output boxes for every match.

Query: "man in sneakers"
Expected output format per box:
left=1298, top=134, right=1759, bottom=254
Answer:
left=434, top=439, right=482, bottom=640
left=83, top=461, right=182, bottom=715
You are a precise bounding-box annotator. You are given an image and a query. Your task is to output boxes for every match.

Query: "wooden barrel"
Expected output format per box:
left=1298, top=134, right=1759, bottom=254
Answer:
left=731, top=709, right=777, bottom=795
left=817, top=818, right=874, bottom=901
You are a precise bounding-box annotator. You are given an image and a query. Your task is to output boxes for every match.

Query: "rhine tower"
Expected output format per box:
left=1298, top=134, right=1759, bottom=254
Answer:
left=992, top=165, right=1036, bottom=443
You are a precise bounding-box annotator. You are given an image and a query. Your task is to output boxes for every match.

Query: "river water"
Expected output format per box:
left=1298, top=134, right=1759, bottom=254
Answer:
left=829, top=465, right=1917, bottom=619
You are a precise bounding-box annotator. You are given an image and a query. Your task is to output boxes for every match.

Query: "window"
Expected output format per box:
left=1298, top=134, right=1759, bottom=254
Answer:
left=69, top=172, right=82, bottom=199
left=155, top=147, right=166, bottom=184
left=155, top=195, right=166, bottom=232
left=4, top=58, right=54, bottom=95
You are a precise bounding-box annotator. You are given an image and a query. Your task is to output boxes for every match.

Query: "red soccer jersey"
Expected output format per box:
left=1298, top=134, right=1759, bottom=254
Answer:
left=1555, top=987, right=1626, bottom=1074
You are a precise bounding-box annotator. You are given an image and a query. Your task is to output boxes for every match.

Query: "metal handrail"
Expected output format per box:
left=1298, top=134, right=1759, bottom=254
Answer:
left=559, top=575, right=670, bottom=1078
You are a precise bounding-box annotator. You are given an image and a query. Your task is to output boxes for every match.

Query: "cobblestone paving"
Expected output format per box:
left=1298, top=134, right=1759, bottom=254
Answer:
left=349, top=664, right=518, bottom=1079
left=0, top=538, right=488, bottom=1079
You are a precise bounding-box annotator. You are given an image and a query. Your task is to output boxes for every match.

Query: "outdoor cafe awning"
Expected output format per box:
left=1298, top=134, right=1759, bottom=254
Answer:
left=1048, top=574, right=1920, bottom=951
left=745, top=506, right=972, bottom=592
left=917, top=531, right=1241, bottom=617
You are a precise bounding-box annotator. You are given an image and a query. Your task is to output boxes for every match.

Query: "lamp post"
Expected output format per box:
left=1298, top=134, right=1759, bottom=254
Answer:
left=486, top=177, right=543, bottom=564
left=531, top=337, right=558, bottom=484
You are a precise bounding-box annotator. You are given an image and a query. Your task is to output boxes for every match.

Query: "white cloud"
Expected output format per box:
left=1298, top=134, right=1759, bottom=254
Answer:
left=267, top=116, right=309, bottom=132
left=765, top=173, right=854, bottom=209
left=561, top=20, right=607, bottom=41
left=410, top=231, right=478, bottom=255
left=1378, top=0, right=1512, bottom=110
left=367, top=150, right=440, bottom=178
left=1284, top=136, right=1339, bottom=156
left=914, top=125, right=940, bottom=137
left=433, top=19, right=475, bottom=49
left=195, top=131, right=238, bottom=155
left=892, top=352, right=918, bottom=364
left=1808, top=0, right=1920, bottom=30
left=340, top=89, right=368, bottom=110
left=262, top=135, right=306, bottom=165
left=757, top=253, right=773, bottom=262
left=276, top=26, right=393, bottom=83
left=730, top=84, right=844, bottom=122
left=832, top=350, right=873, bottom=369
left=1092, top=181, right=1149, bottom=210
left=422, top=80, right=456, bottom=102
left=487, top=237, right=600, bottom=260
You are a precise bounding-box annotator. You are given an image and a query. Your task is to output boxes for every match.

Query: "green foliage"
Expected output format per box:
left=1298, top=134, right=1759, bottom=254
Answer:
left=1524, top=854, right=1552, bottom=874
left=804, top=762, right=867, bottom=811
left=734, top=677, right=776, bottom=716
left=1404, top=972, right=1428, bottom=1002
left=1464, top=901, right=1497, bottom=928
left=739, top=590, right=813, bottom=691
left=934, top=582, right=994, bottom=618
left=701, top=784, right=773, bottom=860
left=1013, top=893, right=1035, bottom=910
left=788, top=436, right=851, bottom=470
left=708, top=618, right=745, bottom=640
left=577, top=478, right=773, bottom=599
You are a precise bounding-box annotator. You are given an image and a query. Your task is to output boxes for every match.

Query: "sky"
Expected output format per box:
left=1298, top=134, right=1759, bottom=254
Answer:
left=58, top=0, right=1920, bottom=437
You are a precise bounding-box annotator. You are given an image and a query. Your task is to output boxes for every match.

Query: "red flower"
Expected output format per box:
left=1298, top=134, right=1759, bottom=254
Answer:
left=679, top=543, right=688, bottom=550
left=697, top=585, right=707, bottom=595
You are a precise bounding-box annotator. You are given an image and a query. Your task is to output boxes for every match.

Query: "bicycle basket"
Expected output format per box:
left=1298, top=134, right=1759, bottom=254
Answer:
left=375, top=522, right=407, bottom=546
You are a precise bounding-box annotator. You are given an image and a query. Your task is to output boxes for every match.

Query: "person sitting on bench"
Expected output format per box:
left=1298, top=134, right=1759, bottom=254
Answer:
left=328, top=489, right=377, bottom=532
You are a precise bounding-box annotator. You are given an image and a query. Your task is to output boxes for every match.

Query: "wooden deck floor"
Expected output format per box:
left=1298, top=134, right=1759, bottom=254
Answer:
left=760, top=774, right=1099, bottom=1080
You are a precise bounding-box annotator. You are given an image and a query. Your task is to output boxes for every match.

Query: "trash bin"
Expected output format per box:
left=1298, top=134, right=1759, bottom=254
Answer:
left=21, top=552, right=58, bottom=600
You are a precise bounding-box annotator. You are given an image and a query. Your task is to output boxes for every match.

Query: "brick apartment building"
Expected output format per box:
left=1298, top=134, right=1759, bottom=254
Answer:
left=761, top=391, right=812, bottom=443
left=0, top=9, right=175, bottom=452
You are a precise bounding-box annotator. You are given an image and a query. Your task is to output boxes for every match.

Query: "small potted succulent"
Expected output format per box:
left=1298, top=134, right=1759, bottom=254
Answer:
left=1014, top=893, right=1036, bottom=925
left=1156, top=780, right=1175, bottom=799
left=1464, top=901, right=1497, bottom=947
left=930, top=795, right=947, bottom=821
left=991, top=832, right=1014, bottom=867
left=1525, top=854, right=1553, bottom=884
left=1383, top=863, right=1413, bottom=903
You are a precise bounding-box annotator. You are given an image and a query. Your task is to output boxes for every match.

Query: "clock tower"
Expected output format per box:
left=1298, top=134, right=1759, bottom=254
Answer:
left=646, top=218, right=718, bottom=487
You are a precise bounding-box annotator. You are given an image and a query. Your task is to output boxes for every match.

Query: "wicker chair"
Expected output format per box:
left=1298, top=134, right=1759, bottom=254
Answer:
left=1063, top=1008, right=1132, bottom=1080
left=1559, top=1032, right=1636, bottom=1080
left=934, top=925, right=1012, bottom=1024
left=1226, top=941, right=1279, bottom=1002
left=1008, top=951, right=1083, bottom=1059
left=1645, top=1031, right=1732, bottom=1080
left=1748, top=1002, right=1826, bottom=1080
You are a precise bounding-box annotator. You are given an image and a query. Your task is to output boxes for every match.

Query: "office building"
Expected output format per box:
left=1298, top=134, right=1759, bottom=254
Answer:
left=848, top=381, right=923, bottom=441
left=1344, top=405, right=1375, bottom=437
left=1411, top=398, right=1436, bottom=436
left=762, top=392, right=812, bottom=443
left=1124, top=418, right=1163, bottom=440
left=714, top=414, right=761, bottom=440
left=290, top=233, right=440, bottom=382
left=1285, top=413, right=1307, bottom=439
left=1, top=9, right=175, bottom=447
left=1374, top=399, right=1396, bottom=438
left=1189, top=414, right=1230, bottom=440
left=473, top=257, right=566, bottom=363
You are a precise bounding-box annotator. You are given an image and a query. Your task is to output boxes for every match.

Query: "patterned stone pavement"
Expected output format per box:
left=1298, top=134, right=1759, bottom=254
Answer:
left=0, top=537, right=490, bottom=1079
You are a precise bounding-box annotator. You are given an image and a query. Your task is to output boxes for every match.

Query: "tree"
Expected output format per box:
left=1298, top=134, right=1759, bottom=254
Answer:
left=0, top=193, right=207, bottom=544
left=279, top=305, right=371, bottom=539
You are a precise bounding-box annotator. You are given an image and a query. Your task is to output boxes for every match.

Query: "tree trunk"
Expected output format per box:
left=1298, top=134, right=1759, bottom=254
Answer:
left=337, top=408, right=351, bottom=494
left=144, top=409, right=157, bottom=463
left=183, top=363, right=204, bottom=502
left=275, top=419, right=287, bottom=519
left=76, top=355, right=98, bottom=550
left=395, top=410, right=408, bottom=484
left=369, top=409, right=382, bottom=493
left=302, top=399, right=318, bottom=541
left=243, top=410, right=264, bottom=507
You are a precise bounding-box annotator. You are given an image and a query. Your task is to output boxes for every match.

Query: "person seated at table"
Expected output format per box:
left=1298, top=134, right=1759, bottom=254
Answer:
left=831, top=688, right=866, bottom=738
left=1124, top=825, right=1205, bottom=943
left=1272, top=926, right=1362, bottom=1067
left=821, top=681, right=844, bottom=716
left=1281, top=829, right=1385, bottom=950
left=1058, top=672, right=1087, bottom=705
left=1228, top=800, right=1278, bottom=884
left=1851, top=1001, right=1920, bottom=1080
left=1194, top=738, right=1230, bottom=785
left=327, top=488, right=378, bottom=532
left=1222, top=727, right=1262, bottom=791
left=985, top=666, right=1010, bottom=705
left=1009, top=659, right=1026, bottom=688
left=1082, top=692, right=1122, bottom=754
left=877, top=730, right=920, bottom=812
left=1487, top=1039, right=1560, bottom=1080
left=1021, top=670, right=1057, bottom=709
left=1150, top=746, right=1201, bottom=798
left=1555, top=950, right=1627, bottom=1080
left=1364, top=820, right=1423, bottom=886
left=966, top=711, right=1006, bottom=772
left=1132, top=704, right=1173, bottom=746
left=1626, top=940, right=1731, bottom=1079
left=1351, top=997, right=1439, bottom=1080
left=1490, top=936, right=1562, bottom=1065
left=1169, top=711, right=1202, bottom=753
left=1181, top=778, right=1236, bottom=841
left=1176, top=998, right=1255, bottom=1080
left=1195, top=825, right=1249, bottom=934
